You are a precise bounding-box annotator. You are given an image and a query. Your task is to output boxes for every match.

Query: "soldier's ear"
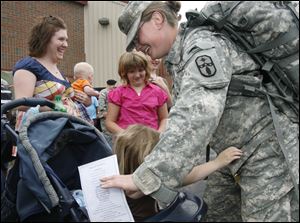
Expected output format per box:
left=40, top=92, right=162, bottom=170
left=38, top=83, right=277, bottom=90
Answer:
left=151, top=11, right=164, bottom=29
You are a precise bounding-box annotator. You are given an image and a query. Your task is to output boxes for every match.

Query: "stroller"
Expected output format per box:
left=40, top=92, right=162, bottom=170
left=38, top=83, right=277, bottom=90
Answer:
left=1, top=98, right=113, bottom=222
left=1, top=98, right=207, bottom=222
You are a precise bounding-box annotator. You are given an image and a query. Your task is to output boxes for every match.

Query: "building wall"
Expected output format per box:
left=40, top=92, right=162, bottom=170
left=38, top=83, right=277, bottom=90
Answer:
left=84, top=1, right=172, bottom=90
left=84, top=1, right=127, bottom=88
left=1, top=1, right=85, bottom=80
left=1, top=1, right=171, bottom=90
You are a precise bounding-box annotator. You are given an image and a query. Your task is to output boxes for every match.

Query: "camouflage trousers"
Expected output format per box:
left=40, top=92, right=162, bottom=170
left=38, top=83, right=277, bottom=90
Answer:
left=203, top=135, right=299, bottom=222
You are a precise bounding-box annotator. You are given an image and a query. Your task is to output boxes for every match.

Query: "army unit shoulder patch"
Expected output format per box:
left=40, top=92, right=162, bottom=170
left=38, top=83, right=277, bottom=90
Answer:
left=195, top=55, right=216, bottom=77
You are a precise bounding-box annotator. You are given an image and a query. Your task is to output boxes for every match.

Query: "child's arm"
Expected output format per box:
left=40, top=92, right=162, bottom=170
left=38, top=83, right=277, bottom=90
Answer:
left=183, top=146, right=242, bottom=185
left=84, top=85, right=100, bottom=97
left=105, top=102, right=124, bottom=134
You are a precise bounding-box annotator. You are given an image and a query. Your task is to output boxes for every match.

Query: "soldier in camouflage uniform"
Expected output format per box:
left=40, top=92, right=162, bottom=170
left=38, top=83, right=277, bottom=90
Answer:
left=100, top=1, right=299, bottom=221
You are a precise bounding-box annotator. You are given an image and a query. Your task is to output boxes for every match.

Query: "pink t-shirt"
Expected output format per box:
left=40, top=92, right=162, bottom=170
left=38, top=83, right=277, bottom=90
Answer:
left=108, top=83, right=168, bottom=130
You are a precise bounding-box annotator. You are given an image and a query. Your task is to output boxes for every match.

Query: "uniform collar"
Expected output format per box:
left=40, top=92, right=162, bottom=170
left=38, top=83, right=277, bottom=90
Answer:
left=164, top=24, right=186, bottom=66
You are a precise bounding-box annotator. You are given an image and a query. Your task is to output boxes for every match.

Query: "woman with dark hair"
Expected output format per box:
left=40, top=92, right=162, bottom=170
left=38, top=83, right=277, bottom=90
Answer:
left=13, top=15, right=92, bottom=130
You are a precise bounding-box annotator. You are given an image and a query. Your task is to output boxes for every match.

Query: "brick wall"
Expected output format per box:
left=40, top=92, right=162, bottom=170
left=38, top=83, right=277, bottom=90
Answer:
left=1, top=1, right=85, bottom=79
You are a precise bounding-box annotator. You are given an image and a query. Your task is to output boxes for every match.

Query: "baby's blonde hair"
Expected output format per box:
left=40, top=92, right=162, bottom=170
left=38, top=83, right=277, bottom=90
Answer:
left=73, top=62, right=94, bottom=79
left=113, top=124, right=160, bottom=174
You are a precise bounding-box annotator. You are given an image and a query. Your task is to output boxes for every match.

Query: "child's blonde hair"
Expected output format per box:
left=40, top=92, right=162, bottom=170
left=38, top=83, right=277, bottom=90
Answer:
left=118, top=51, right=151, bottom=84
left=113, top=124, right=160, bottom=174
left=73, top=62, right=94, bottom=79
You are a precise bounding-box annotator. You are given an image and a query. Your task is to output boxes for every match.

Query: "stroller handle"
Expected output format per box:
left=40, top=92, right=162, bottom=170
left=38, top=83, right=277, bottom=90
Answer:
left=1, top=97, right=55, bottom=146
left=1, top=97, right=55, bottom=118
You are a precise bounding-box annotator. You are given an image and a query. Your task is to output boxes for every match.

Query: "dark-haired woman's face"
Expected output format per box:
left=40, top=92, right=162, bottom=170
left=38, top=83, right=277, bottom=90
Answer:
left=47, top=29, right=68, bottom=62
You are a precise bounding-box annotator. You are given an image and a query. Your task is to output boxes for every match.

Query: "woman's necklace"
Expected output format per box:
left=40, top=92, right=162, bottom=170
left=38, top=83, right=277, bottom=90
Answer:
left=47, top=65, right=61, bottom=77
left=36, top=58, right=60, bottom=77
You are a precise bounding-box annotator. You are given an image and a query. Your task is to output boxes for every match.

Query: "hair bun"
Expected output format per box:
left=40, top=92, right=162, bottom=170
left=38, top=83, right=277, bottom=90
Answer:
left=166, top=1, right=181, bottom=14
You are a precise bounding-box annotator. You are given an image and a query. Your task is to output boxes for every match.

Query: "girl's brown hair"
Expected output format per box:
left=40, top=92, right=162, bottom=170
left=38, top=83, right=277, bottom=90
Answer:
left=113, top=124, right=160, bottom=174
left=118, top=51, right=151, bottom=84
left=28, top=15, right=67, bottom=57
left=141, top=1, right=181, bottom=27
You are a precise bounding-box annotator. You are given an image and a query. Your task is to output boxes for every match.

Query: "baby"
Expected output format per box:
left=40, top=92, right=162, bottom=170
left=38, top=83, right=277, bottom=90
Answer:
left=72, top=62, right=99, bottom=97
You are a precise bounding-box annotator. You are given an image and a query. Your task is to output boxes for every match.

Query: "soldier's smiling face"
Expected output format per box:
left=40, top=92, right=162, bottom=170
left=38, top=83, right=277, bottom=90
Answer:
left=135, top=12, right=177, bottom=59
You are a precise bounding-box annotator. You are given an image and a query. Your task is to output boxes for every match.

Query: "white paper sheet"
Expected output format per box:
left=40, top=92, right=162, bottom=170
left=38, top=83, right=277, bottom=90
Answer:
left=78, top=154, right=134, bottom=222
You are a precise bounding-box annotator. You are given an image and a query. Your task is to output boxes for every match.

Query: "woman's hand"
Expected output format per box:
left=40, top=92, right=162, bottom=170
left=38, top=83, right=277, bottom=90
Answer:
left=100, top=174, right=144, bottom=199
left=74, top=90, right=91, bottom=106
left=150, top=76, right=169, bottom=92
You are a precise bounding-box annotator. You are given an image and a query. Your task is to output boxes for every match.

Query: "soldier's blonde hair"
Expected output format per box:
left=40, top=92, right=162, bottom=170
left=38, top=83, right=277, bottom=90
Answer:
left=141, top=1, right=181, bottom=27
left=113, top=124, right=160, bottom=174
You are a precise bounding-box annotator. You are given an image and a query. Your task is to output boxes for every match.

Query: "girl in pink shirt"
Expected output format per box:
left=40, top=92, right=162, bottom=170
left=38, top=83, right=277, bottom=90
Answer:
left=106, top=51, right=168, bottom=135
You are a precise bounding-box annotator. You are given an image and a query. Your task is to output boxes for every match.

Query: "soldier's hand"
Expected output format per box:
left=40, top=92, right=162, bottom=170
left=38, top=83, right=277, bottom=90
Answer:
left=100, top=174, right=144, bottom=199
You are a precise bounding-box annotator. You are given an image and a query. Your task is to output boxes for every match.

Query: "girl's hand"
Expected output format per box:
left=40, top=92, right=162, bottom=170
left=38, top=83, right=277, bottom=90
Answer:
left=214, top=146, right=243, bottom=169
